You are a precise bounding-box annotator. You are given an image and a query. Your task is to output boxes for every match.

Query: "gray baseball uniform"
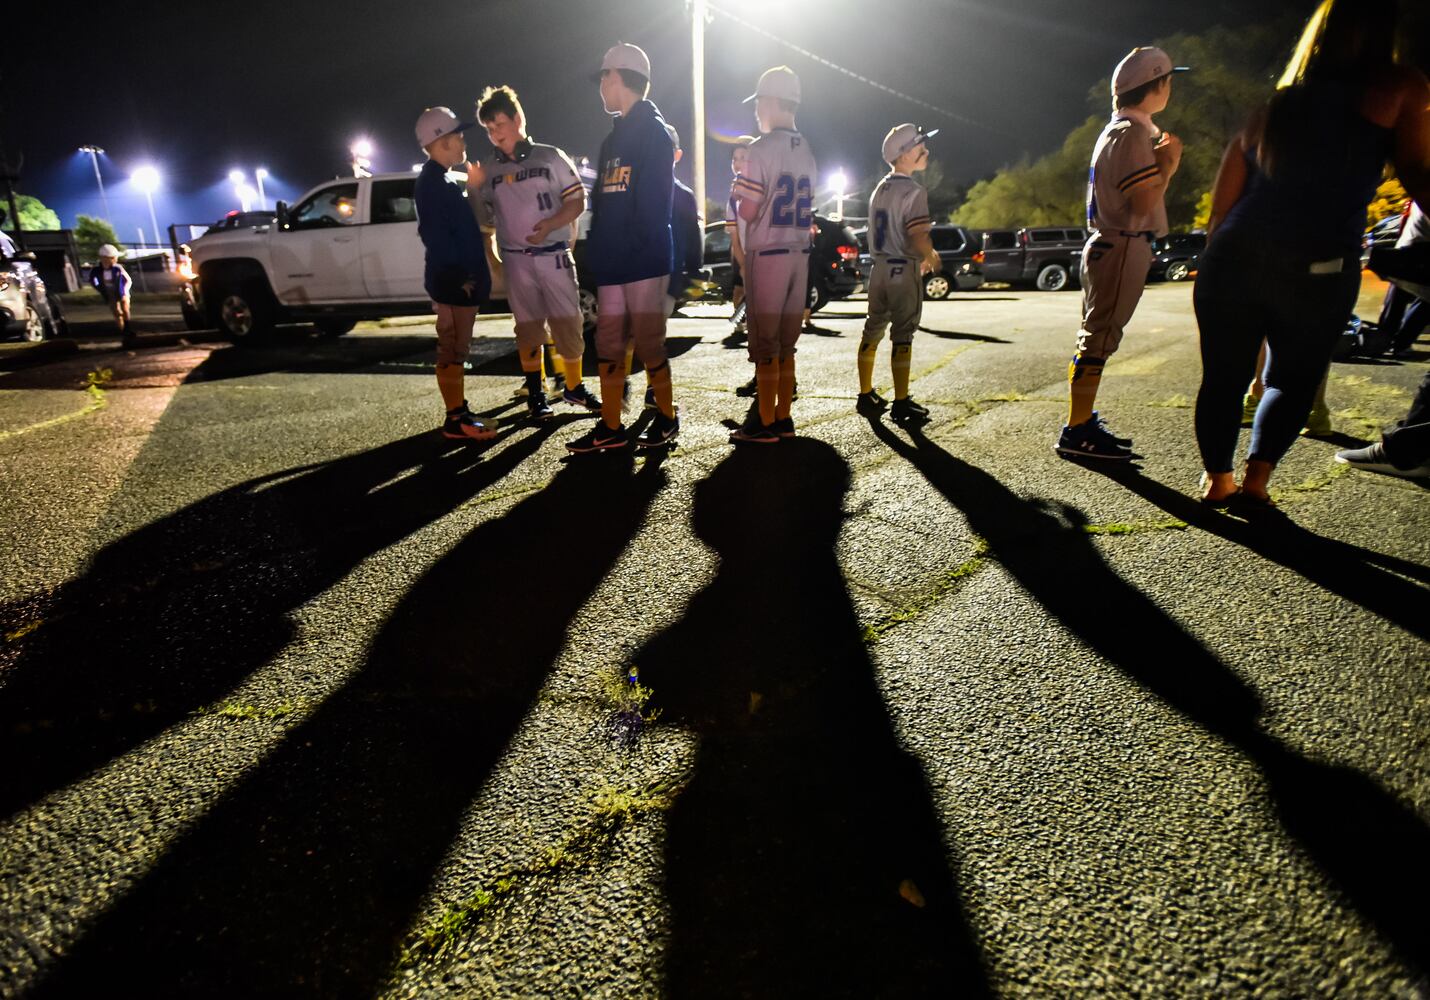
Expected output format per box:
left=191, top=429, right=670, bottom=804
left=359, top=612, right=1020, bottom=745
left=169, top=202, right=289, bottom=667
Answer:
left=735, top=128, right=817, bottom=360
left=1078, top=112, right=1164, bottom=359
left=474, top=142, right=587, bottom=355
left=863, top=172, right=932, bottom=347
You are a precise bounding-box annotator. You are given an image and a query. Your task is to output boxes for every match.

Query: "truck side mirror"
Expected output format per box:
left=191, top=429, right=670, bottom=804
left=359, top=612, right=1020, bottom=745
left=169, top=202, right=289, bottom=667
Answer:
left=275, top=201, right=290, bottom=230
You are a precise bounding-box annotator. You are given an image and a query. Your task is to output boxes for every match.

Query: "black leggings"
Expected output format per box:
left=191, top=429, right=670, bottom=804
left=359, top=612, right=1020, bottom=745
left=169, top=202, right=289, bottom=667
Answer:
left=1193, top=233, right=1359, bottom=472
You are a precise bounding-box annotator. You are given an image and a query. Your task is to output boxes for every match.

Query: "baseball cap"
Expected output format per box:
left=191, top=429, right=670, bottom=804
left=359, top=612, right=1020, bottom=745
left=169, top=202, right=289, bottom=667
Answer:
left=882, top=123, right=939, bottom=166
left=743, top=66, right=801, bottom=105
left=98, top=243, right=120, bottom=258
left=414, top=106, right=472, bottom=148
left=1112, top=47, right=1189, bottom=97
left=598, top=42, right=652, bottom=82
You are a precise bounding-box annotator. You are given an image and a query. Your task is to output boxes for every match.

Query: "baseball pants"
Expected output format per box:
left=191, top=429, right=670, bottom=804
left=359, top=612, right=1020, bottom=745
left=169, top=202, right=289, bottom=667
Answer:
left=505, top=249, right=584, bottom=359
left=1077, top=231, right=1155, bottom=359
left=862, top=258, right=923, bottom=347
left=745, top=247, right=809, bottom=361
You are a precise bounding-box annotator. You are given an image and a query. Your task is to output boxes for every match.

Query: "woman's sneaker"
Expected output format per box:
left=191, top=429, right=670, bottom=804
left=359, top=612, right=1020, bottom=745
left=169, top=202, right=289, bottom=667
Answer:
left=1334, top=441, right=1430, bottom=478
left=442, top=405, right=499, bottom=441
left=1301, top=401, right=1332, bottom=437
left=1054, top=420, right=1130, bottom=460
left=566, top=423, right=628, bottom=453
left=1241, top=392, right=1261, bottom=426
left=636, top=411, right=680, bottom=448
left=562, top=383, right=602, bottom=412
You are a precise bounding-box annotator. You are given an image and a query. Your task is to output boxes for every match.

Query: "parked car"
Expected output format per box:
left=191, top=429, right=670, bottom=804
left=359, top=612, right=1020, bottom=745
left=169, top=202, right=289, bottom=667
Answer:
left=1149, top=233, right=1206, bottom=282
left=1363, top=212, right=1403, bottom=267
left=979, top=226, right=1086, bottom=291
left=700, top=213, right=860, bottom=314
left=0, top=243, right=65, bottom=342
left=851, top=223, right=983, bottom=299
left=204, top=210, right=278, bottom=236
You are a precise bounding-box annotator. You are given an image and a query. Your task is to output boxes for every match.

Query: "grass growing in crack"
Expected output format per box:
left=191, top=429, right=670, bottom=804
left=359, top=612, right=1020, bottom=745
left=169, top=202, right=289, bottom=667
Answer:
left=1082, top=519, right=1189, bottom=535
left=195, top=701, right=300, bottom=721
left=397, top=780, right=678, bottom=970
left=604, top=666, right=661, bottom=746
left=1272, top=460, right=1351, bottom=503
left=862, top=537, right=990, bottom=644
left=1148, top=394, right=1192, bottom=409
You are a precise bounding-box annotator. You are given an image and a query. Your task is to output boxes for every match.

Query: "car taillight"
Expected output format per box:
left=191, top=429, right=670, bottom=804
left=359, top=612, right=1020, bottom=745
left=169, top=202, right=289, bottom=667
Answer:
left=836, top=244, right=858, bottom=262
left=178, top=260, right=196, bottom=281
left=972, top=251, right=985, bottom=264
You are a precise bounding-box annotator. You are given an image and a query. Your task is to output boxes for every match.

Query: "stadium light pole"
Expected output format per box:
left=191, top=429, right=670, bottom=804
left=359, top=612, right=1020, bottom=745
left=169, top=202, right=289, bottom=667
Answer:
left=78, top=144, right=112, bottom=223
left=131, top=165, right=165, bottom=268
left=255, top=168, right=269, bottom=210
left=350, top=138, right=373, bottom=178
left=829, top=170, right=848, bottom=221
left=690, top=0, right=707, bottom=219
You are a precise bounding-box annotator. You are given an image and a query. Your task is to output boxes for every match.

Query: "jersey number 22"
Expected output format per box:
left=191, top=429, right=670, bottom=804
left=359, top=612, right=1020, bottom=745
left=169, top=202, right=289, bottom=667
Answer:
left=769, top=174, right=813, bottom=229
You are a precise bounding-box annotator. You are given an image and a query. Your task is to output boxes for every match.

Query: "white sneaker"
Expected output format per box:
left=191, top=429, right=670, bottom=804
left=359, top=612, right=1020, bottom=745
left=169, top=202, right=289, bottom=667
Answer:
left=1334, top=442, right=1430, bottom=478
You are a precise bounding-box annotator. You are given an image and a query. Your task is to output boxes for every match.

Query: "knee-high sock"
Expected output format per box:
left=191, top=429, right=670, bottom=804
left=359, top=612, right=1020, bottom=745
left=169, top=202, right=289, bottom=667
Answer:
left=776, top=356, right=796, bottom=420
left=648, top=360, right=675, bottom=419
left=435, top=364, right=465, bottom=411
left=599, top=359, right=625, bottom=430
left=756, top=358, right=779, bottom=425
left=891, top=343, right=913, bottom=401
left=1067, top=354, right=1105, bottom=427
left=858, top=340, right=878, bottom=394
left=546, top=343, right=566, bottom=383
left=562, top=355, right=583, bottom=391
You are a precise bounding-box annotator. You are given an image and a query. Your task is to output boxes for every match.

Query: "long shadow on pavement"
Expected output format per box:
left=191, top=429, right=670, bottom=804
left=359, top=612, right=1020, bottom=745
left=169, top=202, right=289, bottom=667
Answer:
left=0, top=422, right=554, bottom=820
left=28, top=453, right=666, bottom=996
left=870, top=421, right=1430, bottom=977
left=638, top=440, right=992, bottom=999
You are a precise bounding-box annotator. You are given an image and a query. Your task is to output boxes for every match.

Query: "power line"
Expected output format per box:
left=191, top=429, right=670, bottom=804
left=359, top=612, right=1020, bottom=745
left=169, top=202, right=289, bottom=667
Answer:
left=705, top=3, right=1019, bottom=141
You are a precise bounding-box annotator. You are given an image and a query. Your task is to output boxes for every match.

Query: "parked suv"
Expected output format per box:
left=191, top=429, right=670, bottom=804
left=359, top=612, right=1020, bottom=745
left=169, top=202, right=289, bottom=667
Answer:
left=182, top=172, right=445, bottom=340
left=0, top=243, right=65, bottom=342
left=701, top=214, right=860, bottom=313
left=1149, top=233, right=1205, bottom=282
left=979, top=227, right=1086, bottom=291
left=852, top=223, right=984, bottom=299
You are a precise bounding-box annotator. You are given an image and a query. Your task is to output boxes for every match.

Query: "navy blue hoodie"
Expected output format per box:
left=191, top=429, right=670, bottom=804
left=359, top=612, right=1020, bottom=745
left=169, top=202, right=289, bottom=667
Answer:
left=669, top=178, right=704, bottom=299
left=587, top=100, right=675, bottom=287
left=414, top=159, right=491, bottom=306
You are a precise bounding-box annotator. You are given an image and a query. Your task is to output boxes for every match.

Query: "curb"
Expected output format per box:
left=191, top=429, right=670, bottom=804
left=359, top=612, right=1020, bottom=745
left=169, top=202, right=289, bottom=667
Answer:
left=0, top=339, right=79, bottom=371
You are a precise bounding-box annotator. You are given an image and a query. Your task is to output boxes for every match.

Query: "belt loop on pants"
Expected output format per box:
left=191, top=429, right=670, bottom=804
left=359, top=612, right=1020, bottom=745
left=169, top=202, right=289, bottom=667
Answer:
left=515, top=241, right=569, bottom=256
left=883, top=257, right=908, bottom=265
left=757, top=248, right=790, bottom=256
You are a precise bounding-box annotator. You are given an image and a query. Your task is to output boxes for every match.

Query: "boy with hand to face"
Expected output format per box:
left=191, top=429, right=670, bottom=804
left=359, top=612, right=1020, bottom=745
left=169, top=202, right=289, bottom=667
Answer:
left=729, top=66, right=817, bottom=445
left=473, top=84, right=600, bottom=423
left=90, top=244, right=134, bottom=346
left=857, top=123, right=942, bottom=424
left=413, top=105, right=498, bottom=441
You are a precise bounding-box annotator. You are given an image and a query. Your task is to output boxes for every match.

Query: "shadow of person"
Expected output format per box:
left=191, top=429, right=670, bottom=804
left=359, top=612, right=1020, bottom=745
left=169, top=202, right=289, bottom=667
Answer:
left=0, top=425, right=548, bottom=820
left=869, top=421, right=1430, bottom=977
left=29, top=454, right=666, bottom=997
left=916, top=327, right=1011, bottom=344
left=638, top=440, right=991, bottom=999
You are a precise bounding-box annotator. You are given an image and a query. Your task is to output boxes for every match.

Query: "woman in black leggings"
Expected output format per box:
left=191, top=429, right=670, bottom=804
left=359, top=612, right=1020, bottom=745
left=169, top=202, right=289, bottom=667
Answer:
left=1194, top=0, right=1430, bottom=505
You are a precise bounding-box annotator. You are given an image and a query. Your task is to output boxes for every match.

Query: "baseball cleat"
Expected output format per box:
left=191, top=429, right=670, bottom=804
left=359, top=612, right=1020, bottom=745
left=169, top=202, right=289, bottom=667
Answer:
left=636, top=411, right=680, bottom=448
left=1054, top=421, right=1131, bottom=461
left=729, top=417, right=780, bottom=444
left=442, top=407, right=499, bottom=441
left=562, top=384, right=603, bottom=412
left=566, top=423, right=629, bottom=453
left=891, top=397, right=931, bottom=425
left=856, top=390, right=889, bottom=414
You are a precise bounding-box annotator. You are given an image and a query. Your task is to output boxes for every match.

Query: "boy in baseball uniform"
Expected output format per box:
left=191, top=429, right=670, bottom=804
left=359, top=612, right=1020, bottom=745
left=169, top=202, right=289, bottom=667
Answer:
left=474, top=84, right=601, bottom=422
left=1057, top=46, right=1185, bottom=460
left=727, top=135, right=755, bottom=339
left=857, top=123, right=942, bottom=424
left=567, top=42, right=679, bottom=453
left=412, top=105, right=498, bottom=441
left=730, top=65, right=817, bottom=444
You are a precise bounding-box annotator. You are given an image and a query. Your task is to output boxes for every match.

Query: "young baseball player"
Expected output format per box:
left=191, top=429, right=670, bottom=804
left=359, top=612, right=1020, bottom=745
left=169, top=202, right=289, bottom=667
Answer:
left=413, top=105, right=498, bottom=441
left=857, top=124, right=942, bottom=424
left=727, top=136, right=755, bottom=338
left=89, top=244, right=133, bottom=344
left=473, top=84, right=601, bottom=422
left=1057, top=46, right=1185, bottom=460
left=729, top=65, right=817, bottom=444
left=567, top=42, right=679, bottom=453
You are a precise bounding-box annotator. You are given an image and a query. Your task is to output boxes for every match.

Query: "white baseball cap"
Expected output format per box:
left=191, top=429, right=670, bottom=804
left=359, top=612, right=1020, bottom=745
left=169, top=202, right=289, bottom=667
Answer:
left=882, top=123, right=939, bottom=166
left=1112, top=47, right=1189, bottom=97
left=599, top=42, right=652, bottom=81
left=414, top=106, right=472, bottom=148
left=743, top=66, right=801, bottom=105
left=98, top=243, right=120, bottom=258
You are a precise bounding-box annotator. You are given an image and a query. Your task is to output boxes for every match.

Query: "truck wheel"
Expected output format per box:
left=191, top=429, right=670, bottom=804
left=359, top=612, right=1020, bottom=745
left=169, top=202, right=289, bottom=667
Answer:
left=807, top=280, right=828, bottom=315
left=1165, top=260, right=1191, bottom=282
left=923, top=273, right=952, bottom=300
left=213, top=283, right=276, bottom=342
left=315, top=319, right=356, bottom=337
left=1036, top=263, right=1070, bottom=292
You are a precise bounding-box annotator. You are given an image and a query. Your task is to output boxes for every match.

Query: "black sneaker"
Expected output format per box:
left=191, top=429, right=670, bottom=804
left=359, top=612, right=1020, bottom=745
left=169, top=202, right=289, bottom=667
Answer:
left=636, top=411, right=680, bottom=448
left=770, top=417, right=796, bottom=439
left=643, top=386, right=658, bottom=411
left=891, top=397, right=931, bottom=424
left=730, top=417, right=779, bottom=444
left=1090, top=410, right=1132, bottom=447
left=442, top=404, right=499, bottom=441
left=562, top=383, right=602, bottom=412
left=566, top=423, right=628, bottom=453
left=856, top=390, right=889, bottom=414
left=1054, top=420, right=1131, bottom=461
left=735, top=376, right=758, bottom=398
left=527, top=392, right=554, bottom=422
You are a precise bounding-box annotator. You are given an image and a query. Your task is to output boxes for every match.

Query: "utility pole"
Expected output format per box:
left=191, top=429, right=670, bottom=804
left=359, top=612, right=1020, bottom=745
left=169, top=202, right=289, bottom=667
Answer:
left=79, top=145, right=112, bottom=224
left=691, top=0, right=707, bottom=220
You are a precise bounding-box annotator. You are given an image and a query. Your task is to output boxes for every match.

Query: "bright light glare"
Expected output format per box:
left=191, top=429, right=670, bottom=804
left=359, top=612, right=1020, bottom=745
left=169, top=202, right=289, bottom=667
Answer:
left=255, top=167, right=269, bottom=180
left=829, top=170, right=848, bottom=195
left=229, top=169, right=245, bottom=185
left=235, top=184, right=257, bottom=211
left=131, top=165, right=161, bottom=192
left=351, top=138, right=374, bottom=159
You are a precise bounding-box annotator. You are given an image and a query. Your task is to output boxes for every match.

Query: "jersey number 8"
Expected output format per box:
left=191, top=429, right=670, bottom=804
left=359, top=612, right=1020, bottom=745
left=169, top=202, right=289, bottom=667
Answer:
left=769, top=174, right=813, bottom=229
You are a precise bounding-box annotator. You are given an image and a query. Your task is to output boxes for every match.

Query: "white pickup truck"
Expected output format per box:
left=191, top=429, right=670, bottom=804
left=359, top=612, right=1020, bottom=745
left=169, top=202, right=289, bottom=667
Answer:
left=182, top=171, right=472, bottom=341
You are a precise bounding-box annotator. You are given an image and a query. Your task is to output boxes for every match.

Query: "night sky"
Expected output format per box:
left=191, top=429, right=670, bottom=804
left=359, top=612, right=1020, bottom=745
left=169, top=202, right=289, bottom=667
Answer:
left=11, top=0, right=1309, bottom=241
